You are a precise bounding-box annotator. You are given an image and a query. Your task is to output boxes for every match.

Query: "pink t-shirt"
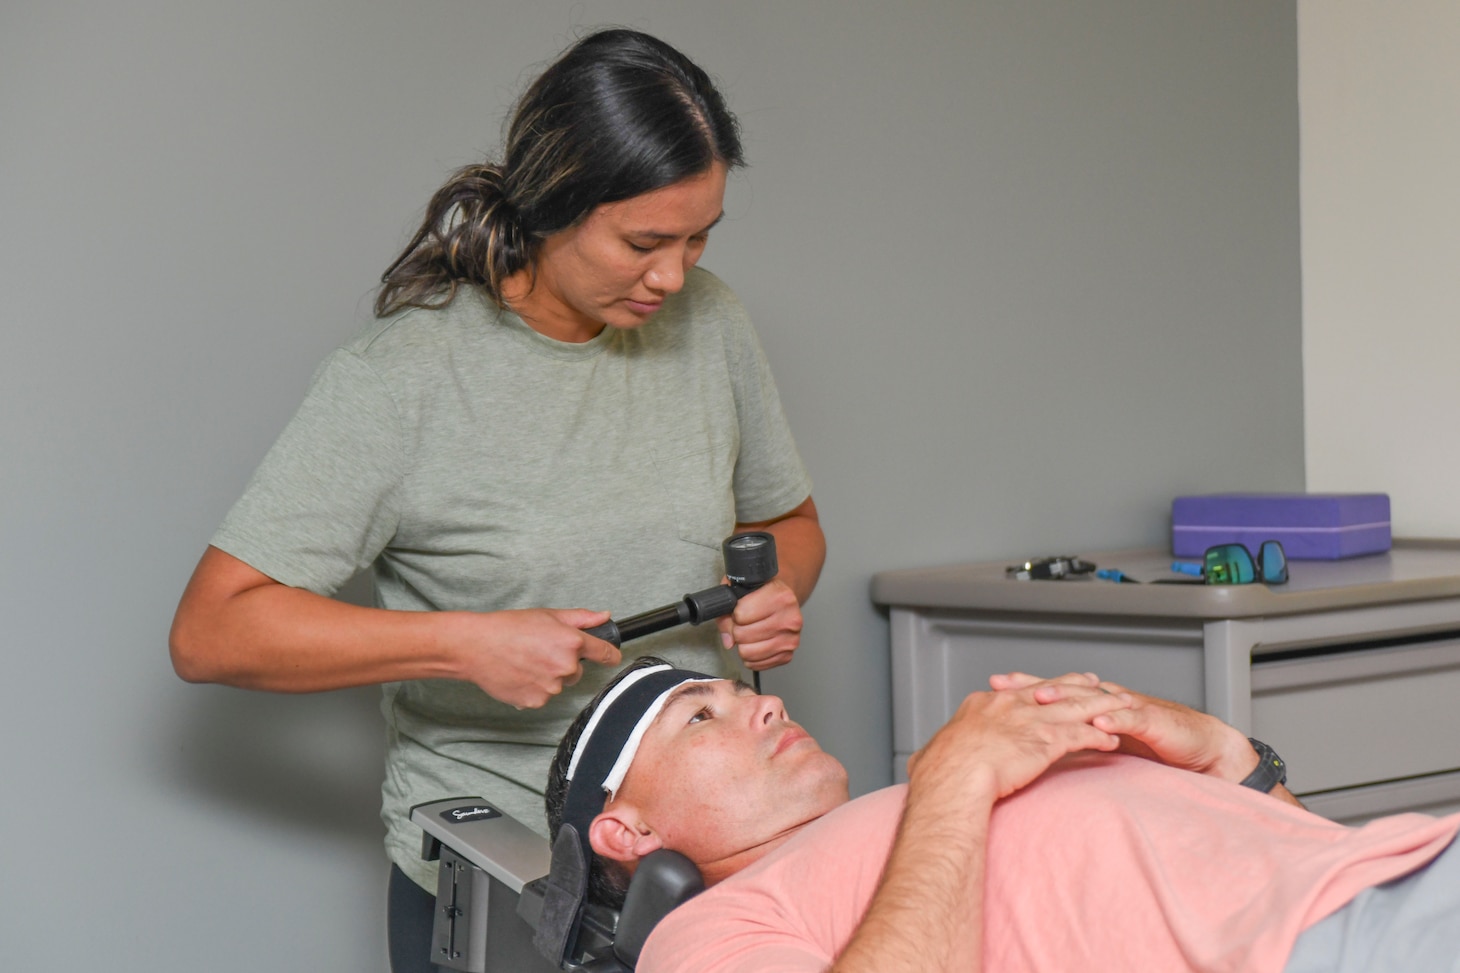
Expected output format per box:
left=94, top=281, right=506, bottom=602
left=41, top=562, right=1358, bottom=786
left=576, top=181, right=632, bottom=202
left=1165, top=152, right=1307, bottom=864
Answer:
left=639, top=753, right=1460, bottom=973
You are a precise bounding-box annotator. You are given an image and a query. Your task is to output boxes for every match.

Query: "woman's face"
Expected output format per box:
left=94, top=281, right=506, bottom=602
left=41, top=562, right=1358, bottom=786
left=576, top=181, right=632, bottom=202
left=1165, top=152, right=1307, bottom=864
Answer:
left=514, top=162, right=728, bottom=342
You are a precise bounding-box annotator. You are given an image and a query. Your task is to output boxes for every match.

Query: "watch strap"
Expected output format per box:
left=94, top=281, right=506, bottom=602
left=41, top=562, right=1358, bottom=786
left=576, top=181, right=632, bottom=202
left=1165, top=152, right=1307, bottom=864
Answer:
left=1240, top=737, right=1287, bottom=793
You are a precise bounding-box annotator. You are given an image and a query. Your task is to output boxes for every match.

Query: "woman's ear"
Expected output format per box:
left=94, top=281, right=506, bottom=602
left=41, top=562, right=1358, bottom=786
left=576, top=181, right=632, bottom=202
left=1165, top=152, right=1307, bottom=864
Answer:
left=589, top=803, right=664, bottom=864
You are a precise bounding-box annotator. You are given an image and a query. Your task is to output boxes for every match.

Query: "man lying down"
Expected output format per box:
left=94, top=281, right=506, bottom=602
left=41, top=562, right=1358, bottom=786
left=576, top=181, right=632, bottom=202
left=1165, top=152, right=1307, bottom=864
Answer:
left=545, top=658, right=1460, bottom=972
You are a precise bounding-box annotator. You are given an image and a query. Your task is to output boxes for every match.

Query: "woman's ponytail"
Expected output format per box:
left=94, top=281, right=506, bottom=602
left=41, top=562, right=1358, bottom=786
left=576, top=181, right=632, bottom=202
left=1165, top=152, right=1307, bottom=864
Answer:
left=374, top=163, right=532, bottom=318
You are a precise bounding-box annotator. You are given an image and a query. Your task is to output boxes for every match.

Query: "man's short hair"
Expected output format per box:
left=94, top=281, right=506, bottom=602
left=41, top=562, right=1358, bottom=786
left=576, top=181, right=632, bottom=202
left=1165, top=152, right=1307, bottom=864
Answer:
left=545, top=656, right=673, bottom=909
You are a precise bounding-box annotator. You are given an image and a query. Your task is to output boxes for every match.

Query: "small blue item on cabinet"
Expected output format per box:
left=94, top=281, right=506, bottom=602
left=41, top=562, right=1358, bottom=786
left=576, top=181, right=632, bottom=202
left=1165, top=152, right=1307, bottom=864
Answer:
left=1171, top=493, right=1390, bottom=561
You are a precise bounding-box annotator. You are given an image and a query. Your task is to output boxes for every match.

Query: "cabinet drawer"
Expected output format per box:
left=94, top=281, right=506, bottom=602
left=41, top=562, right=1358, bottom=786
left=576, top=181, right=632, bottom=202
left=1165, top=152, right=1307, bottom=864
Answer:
left=1250, top=640, right=1460, bottom=794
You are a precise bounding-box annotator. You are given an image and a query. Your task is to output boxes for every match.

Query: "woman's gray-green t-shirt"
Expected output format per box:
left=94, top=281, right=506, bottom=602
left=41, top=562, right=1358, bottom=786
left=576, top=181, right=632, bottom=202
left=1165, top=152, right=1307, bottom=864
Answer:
left=211, top=268, right=812, bottom=890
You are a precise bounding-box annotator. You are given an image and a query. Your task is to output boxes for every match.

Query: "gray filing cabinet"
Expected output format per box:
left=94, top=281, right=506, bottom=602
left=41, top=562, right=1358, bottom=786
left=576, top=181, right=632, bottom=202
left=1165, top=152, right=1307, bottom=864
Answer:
left=871, top=539, right=1460, bottom=823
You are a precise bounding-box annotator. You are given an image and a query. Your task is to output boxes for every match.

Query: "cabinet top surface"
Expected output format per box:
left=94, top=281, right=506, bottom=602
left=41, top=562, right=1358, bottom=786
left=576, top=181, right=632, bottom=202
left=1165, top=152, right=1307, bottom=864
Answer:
left=870, top=539, right=1460, bottom=619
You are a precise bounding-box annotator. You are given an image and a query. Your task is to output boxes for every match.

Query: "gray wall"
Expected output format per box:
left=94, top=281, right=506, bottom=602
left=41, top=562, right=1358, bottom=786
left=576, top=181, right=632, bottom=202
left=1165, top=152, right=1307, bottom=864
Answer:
left=1, top=1, right=1301, bottom=969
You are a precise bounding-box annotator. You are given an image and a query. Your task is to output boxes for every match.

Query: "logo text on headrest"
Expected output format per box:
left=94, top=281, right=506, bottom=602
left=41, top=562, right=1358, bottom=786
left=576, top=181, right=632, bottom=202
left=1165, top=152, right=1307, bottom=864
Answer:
left=441, top=805, right=502, bottom=824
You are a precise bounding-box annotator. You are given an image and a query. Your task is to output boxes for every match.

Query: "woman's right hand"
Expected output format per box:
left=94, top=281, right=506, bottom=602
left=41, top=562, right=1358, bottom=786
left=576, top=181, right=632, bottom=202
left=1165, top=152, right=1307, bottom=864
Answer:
left=441, top=607, right=620, bottom=708
left=171, top=546, right=621, bottom=706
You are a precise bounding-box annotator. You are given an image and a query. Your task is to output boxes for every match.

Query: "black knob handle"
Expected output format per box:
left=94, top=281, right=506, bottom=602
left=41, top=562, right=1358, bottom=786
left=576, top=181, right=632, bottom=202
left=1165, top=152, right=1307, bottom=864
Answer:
left=723, top=532, right=777, bottom=589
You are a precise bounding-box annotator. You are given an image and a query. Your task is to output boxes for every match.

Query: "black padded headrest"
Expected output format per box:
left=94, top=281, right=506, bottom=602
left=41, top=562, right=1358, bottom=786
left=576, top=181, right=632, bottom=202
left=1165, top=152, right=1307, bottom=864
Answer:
left=613, top=849, right=705, bottom=968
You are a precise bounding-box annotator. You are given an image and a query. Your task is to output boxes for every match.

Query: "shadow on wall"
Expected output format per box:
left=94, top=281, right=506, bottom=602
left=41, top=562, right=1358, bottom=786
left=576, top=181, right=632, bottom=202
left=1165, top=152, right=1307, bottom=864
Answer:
left=155, top=571, right=387, bottom=839
left=159, top=684, right=385, bottom=837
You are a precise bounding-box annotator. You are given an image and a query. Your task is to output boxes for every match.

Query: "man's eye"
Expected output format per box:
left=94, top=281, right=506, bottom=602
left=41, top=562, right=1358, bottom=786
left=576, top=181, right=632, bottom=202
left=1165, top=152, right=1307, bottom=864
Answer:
left=688, top=706, right=713, bottom=724
left=627, top=241, right=655, bottom=254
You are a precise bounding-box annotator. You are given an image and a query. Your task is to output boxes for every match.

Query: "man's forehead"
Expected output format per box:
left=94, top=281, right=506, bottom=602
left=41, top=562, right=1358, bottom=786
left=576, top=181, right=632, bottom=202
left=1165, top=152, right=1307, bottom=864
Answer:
left=654, top=678, right=755, bottom=722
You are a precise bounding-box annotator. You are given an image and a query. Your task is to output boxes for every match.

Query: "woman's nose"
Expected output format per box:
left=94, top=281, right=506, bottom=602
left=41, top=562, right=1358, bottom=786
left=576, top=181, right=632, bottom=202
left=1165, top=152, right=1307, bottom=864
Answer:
left=644, top=247, right=686, bottom=294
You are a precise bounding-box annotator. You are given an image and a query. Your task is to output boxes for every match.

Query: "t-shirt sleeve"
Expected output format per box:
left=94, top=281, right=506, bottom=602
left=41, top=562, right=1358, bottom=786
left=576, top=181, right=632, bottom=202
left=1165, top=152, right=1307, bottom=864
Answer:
left=639, top=910, right=834, bottom=973
left=639, top=788, right=906, bottom=973
left=719, top=300, right=813, bottom=524
left=210, top=348, right=405, bottom=594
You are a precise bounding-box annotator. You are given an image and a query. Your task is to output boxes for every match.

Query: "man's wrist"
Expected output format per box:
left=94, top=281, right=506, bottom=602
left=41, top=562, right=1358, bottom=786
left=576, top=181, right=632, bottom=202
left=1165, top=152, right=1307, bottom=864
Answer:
left=905, top=753, right=1000, bottom=819
left=1208, top=724, right=1264, bottom=782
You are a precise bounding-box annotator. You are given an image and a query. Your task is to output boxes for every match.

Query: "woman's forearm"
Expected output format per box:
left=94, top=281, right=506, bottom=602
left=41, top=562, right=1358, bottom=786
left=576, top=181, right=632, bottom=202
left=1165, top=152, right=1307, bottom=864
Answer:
left=169, top=546, right=617, bottom=705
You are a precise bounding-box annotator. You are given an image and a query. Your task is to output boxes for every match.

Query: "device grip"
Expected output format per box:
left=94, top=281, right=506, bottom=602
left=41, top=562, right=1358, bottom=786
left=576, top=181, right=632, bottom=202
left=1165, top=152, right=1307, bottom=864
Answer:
left=583, top=620, right=622, bottom=647
left=682, top=585, right=738, bottom=624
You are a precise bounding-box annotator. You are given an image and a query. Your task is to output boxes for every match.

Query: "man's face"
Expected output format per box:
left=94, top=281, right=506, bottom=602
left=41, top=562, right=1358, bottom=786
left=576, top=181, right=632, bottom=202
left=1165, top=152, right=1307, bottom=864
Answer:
left=597, top=680, right=849, bottom=877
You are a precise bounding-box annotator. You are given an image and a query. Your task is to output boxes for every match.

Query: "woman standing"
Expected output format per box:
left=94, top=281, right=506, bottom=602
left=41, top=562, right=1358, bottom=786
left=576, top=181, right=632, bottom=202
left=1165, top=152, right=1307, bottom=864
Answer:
left=169, top=27, right=823, bottom=970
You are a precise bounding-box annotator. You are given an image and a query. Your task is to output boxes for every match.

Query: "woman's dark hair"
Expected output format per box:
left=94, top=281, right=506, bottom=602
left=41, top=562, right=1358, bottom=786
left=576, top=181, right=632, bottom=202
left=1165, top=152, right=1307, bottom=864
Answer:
left=544, top=655, right=673, bottom=910
left=375, top=29, right=744, bottom=318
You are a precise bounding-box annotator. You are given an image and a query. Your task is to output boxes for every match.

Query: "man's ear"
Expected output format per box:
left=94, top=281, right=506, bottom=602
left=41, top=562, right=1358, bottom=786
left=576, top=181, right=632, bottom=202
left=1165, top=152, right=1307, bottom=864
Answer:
left=589, top=802, right=665, bottom=864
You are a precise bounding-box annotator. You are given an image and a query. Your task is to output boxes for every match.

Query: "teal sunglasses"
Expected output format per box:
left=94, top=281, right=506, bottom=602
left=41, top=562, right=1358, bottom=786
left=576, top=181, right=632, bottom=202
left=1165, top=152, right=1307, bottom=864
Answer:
left=1204, top=540, right=1289, bottom=585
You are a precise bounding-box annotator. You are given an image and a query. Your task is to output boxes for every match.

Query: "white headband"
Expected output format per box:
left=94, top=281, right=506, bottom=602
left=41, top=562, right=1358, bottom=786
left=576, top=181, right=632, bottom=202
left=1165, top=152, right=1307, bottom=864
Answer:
left=566, top=664, right=717, bottom=798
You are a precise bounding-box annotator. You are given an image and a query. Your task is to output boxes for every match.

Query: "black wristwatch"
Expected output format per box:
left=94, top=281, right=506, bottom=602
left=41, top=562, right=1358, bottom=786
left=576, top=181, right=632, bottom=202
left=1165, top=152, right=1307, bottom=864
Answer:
left=1240, top=738, right=1287, bottom=793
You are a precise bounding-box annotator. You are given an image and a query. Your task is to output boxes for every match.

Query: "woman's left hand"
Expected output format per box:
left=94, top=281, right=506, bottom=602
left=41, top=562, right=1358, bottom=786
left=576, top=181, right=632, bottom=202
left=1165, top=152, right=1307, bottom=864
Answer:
left=716, top=578, right=803, bottom=671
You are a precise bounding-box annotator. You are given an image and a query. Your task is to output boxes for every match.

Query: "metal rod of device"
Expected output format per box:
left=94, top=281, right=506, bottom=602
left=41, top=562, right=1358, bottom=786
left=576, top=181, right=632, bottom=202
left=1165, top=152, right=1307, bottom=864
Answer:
left=611, top=603, right=691, bottom=643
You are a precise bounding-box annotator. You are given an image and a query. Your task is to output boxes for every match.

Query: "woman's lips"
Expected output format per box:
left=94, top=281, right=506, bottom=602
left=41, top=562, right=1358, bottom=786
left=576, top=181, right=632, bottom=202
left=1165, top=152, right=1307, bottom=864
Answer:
left=624, top=298, right=663, bottom=315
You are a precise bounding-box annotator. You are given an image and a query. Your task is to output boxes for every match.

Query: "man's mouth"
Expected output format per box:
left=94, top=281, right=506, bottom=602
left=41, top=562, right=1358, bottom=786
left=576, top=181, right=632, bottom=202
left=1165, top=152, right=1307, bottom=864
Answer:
left=773, top=728, right=810, bottom=756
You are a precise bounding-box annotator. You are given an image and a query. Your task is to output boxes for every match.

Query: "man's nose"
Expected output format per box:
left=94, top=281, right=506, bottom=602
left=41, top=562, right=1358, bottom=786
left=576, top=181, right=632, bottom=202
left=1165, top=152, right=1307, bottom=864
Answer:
left=753, top=693, right=788, bottom=726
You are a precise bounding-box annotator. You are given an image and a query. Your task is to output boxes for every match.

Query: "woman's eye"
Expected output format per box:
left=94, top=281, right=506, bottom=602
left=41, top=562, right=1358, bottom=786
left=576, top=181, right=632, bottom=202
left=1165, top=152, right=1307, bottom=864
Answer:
left=627, top=241, right=655, bottom=254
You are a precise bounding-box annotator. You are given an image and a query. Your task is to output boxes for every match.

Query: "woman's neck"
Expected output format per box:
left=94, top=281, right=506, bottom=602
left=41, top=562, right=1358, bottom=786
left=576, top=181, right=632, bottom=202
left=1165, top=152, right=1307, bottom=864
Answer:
left=500, top=268, right=605, bottom=343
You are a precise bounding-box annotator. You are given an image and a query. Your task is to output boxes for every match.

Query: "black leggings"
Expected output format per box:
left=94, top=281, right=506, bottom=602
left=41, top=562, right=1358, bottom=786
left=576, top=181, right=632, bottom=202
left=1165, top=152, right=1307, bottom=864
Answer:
left=388, top=865, right=445, bottom=973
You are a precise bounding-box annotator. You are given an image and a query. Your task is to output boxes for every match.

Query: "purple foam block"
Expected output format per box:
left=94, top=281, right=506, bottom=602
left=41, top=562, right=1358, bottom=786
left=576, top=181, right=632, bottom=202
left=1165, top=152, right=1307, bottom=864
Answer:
left=1171, top=493, right=1391, bottom=560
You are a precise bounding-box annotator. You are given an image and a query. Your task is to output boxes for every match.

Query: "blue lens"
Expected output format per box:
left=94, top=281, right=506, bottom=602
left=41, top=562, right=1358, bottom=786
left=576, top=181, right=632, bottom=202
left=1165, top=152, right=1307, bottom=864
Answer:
left=1259, top=540, right=1288, bottom=584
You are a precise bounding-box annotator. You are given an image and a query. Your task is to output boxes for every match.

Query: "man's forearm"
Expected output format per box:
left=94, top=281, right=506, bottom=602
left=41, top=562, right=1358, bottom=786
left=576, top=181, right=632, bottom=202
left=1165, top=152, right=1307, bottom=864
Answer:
left=1268, top=784, right=1304, bottom=808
